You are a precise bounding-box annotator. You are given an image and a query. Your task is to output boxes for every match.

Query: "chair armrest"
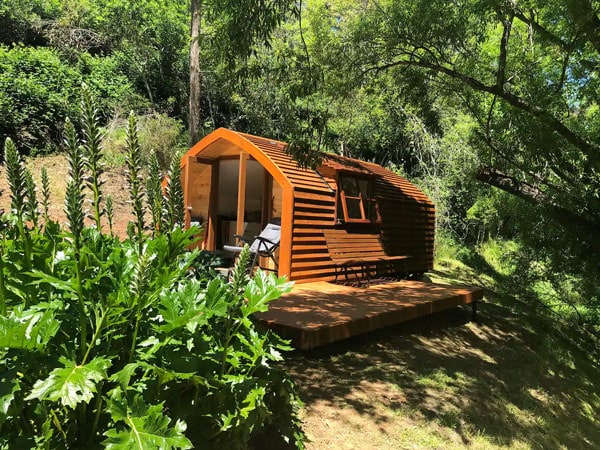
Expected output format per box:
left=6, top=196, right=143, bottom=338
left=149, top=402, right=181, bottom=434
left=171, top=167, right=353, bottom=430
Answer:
left=254, top=236, right=279, bottom=253
left=233, top=234, right=251, bottom=244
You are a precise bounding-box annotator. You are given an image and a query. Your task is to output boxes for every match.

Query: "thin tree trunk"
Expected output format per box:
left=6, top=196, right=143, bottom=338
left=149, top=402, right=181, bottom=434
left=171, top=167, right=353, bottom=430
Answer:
left=189, top=0, right=201, bottom=147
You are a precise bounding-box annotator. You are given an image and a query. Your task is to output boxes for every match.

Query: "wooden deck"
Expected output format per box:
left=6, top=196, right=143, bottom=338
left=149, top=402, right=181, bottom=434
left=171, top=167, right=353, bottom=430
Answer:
left=255, top=280, right=484, bottom=350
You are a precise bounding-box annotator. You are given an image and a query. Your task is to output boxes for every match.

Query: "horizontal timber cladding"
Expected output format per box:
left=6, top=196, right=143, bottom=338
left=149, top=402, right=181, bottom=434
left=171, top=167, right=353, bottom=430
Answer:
left=289, top=185, right=336, bottom=281
left=181, top=128, right=436, bottom=282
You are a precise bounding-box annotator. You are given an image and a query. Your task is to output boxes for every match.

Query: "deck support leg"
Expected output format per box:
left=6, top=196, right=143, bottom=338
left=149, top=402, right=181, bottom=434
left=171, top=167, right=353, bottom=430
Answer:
left=471, top=300, right=478, bottom=321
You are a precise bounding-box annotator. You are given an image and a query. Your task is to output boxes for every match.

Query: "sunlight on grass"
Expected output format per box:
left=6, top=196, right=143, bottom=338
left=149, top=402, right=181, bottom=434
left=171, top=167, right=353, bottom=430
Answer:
left=416, top=368, right=464, bottom=391
left=287, top=255, right=600, bottom=450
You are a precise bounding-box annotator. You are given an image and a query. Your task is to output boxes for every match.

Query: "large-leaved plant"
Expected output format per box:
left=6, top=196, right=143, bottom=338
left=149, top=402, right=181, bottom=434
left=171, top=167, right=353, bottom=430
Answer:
left=0, top=97, right=304, bottom=449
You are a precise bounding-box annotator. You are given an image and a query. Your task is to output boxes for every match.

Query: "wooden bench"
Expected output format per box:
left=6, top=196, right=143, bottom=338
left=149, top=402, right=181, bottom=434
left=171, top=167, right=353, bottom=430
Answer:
left=323, top=229, right=410, bottom=283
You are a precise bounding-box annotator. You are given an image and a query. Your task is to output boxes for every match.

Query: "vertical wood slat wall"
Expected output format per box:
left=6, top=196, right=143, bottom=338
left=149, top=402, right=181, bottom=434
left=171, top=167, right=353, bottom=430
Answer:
left=240, top=133, right=435, bottom=283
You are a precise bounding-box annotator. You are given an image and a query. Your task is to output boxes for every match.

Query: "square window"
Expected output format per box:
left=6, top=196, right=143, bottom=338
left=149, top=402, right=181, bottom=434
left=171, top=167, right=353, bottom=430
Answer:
left=337, top=174, right=379, bottom=223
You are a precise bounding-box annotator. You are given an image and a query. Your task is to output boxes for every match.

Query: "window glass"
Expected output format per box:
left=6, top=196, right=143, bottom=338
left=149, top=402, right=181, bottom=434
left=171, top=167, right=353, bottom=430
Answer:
left=357, top=179, right=370, bottom=198
left=341, top=177, right=359, bottom=197
left=338, top=174, right=379, bottom=223
left=346, top=198, right=363, bottom=219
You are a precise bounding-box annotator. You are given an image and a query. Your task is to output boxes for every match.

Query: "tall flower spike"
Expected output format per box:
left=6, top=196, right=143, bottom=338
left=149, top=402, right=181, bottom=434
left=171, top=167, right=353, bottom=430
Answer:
left=106, top=194, right=114, bottom=237
left=4, top=138, right=27, bottom=221
left=64, top=118, right=85, bottom=246
left=230, top=245, right=252, bottom=296
left=165, top=155, right=185, bottom=231
left=146, top=151, right=162, bottom=235
left=40, top=167, right=51, bottom=223
left=125, top=111, right=145, bottom=248
left=80, top=84, right=105, bottom=230
left=65, top=118, right=85, bottom=183
left=4, top=138, right=32, bottom=270
left=24, top=169, right=39, bottom=229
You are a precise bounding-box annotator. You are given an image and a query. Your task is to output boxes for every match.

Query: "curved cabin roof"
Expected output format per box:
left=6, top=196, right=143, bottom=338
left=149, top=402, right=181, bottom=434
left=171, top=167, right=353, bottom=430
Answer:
left=181, top=127, right=432, bottom=205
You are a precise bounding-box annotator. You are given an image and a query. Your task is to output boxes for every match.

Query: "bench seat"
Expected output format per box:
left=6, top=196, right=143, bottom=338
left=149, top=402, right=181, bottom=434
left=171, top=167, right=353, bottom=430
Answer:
left=324, top=229, right=410, bottom=283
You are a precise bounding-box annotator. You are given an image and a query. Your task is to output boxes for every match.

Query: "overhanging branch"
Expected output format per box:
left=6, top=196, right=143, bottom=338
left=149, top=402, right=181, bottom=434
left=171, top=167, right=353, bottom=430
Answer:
left=365, top=57, right=599, bottom=169
left=477, top=166, right=600, bottom=251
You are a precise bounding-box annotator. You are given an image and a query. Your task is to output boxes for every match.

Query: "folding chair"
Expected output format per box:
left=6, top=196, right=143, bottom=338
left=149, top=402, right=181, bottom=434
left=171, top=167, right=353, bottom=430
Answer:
left=223, top=223, right=281, bottom=272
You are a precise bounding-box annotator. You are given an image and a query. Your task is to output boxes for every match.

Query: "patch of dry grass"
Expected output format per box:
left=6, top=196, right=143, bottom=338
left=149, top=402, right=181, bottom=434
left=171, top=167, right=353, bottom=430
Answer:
left=0, top=154, right=135, bottom=237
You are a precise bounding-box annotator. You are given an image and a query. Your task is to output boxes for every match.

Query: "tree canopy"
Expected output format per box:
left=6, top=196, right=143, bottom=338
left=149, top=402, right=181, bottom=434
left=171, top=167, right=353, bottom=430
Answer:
left=2, top=0, right=600, bottom=335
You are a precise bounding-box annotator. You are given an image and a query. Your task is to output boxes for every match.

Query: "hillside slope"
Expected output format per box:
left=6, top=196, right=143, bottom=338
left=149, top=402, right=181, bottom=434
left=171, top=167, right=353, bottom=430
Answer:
left=0, top=154, right=135, bottom=237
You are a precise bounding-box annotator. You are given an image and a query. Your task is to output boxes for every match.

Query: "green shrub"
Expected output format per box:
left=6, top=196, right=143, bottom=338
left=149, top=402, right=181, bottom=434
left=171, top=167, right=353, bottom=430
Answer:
left=0, top=45, right=146, bottom=155
left=0, top=100, right=304, bottom=449
left=103, top=112, right=186, bottom=170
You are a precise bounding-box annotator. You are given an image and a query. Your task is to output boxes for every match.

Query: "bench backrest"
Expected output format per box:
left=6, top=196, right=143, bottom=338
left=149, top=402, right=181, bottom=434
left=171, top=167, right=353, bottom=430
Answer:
left=323, top=229, right=387, bottom=262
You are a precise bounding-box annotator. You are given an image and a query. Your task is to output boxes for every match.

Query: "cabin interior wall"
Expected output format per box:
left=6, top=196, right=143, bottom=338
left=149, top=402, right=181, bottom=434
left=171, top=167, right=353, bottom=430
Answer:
left=188, top=162, right=212, bottom=248
left=217, top=159, right=264, bottom=247
left=187, top=152, right=284, bottom=273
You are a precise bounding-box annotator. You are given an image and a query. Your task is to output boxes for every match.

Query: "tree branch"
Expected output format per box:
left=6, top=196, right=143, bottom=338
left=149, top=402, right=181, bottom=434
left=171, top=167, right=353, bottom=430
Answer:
left=477, top=166, right=600, bottom=251
left=566, top=0, right=600, bottom=55
left=497, top=14, right=514, bottom=89
left=513, top=11, right=574, bottom=52
left=365, top=57, right=599, bottom=169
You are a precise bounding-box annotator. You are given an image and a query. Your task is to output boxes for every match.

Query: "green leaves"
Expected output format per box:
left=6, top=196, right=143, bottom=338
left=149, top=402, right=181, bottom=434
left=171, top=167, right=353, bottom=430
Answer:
left=0, top=304, right=60, bottom=351
left=0, top=370, right=21, bottom=428
left=0, top=103, right=303, bottom=449
left=27, top=356, right=111, bottom=409
left=244, top=270, right=293, bottom=315
left=104, top=390, right=192, bottom=450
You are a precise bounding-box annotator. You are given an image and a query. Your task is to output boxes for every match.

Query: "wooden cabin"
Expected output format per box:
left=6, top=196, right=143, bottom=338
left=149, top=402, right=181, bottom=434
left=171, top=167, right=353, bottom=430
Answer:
left=180, top=128, right=435, bottom=283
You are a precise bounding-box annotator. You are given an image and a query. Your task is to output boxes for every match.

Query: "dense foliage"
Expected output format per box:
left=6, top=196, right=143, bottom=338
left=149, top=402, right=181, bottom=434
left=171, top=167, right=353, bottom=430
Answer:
left=2, top=0, right=600, bottom=348
left=0, top=97, right=304, bottom=449
left=0, top=45, right=144, bottom=154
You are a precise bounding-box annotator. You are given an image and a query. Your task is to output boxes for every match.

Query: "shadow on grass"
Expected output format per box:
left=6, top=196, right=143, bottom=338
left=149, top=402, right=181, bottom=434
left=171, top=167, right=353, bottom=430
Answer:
left=284, top=301, right=600, bottom=449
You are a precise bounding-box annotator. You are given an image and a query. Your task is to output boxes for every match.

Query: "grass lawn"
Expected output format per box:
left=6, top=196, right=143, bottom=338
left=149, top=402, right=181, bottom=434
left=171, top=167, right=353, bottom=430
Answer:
left=284, top=262, right=600, bottom=449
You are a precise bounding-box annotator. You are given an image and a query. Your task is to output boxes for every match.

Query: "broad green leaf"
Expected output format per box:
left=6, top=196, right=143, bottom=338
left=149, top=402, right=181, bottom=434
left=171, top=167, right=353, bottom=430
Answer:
left=0, top=305, right=60, bottom=351
left=243, top=271, right=293, bottom=315
left=26, top=356, right=111, bottom=409
left=137, top=362, right=211, bottom=388
left=158, top=282, right=209, bottom=334
left=239, top=386, right=266, bottom=419
left=28, top=270, right=77, bottom=294
left=104, top=393, right=192, bottom=450
left=203, top=277, right=230, bottom=317
left=109, top=363, right=140, bottom=390
left=0, top=370, right=21, bottom=428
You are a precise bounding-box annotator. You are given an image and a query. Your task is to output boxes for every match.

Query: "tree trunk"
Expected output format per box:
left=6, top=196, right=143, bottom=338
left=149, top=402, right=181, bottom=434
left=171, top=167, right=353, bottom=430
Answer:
left=189, top=0, right=201, bottom=147
left=477, top=166, right=600, bottom=252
